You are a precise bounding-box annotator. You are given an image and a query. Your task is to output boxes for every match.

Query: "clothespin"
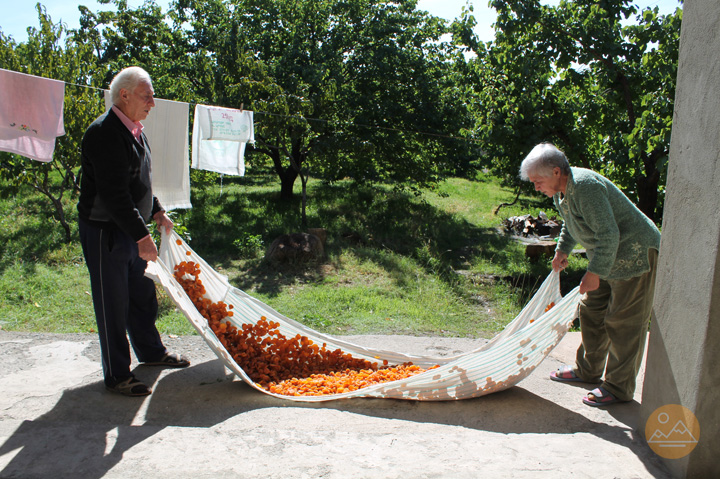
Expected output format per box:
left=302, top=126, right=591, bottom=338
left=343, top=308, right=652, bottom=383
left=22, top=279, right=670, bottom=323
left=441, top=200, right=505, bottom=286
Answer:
left=240, top=103, right=244, bottom=112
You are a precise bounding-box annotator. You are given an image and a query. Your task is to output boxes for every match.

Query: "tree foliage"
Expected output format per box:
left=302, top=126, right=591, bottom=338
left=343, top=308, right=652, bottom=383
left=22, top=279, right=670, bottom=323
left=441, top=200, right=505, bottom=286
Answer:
left=78, top=0, right=480, bottom=202
left=0, top=0, right=682, bottom=239
left=0, top=4, right=105, bottom=242
left=468, top=0, right=682, bottom=221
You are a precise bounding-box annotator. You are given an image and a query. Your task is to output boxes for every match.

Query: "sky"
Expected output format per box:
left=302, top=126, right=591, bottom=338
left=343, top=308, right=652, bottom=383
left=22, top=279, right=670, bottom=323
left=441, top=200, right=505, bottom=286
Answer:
left=1, top=0, right=683, bottom=44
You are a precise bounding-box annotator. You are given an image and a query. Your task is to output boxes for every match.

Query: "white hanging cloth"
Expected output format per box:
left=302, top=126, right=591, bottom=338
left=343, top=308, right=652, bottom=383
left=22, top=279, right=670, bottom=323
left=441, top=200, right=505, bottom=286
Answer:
left=191, top=104, right=254, bottom=176
left=0, top=68, right=65, bottom=162
left=104, top=92, right=192, bottom=210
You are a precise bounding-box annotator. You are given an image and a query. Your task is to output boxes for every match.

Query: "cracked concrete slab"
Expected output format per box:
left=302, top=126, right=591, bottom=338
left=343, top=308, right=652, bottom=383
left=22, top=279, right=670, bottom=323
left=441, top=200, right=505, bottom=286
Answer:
left=0, top=331, right=671, bottom=479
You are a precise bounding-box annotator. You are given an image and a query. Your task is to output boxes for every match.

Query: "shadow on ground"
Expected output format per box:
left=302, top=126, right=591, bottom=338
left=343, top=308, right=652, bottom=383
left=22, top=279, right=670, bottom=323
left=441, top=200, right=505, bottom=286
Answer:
left=0, top=356, right=664, bottom=479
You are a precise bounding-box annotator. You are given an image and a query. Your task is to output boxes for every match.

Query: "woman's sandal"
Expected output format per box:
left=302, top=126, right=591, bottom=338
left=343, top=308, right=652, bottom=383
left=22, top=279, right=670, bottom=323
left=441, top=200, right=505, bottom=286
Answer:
left=106, top=377, right=152, bottom=397
left=142, top=352, right=190, bottom=368
left=549, top=365, right=585, bottom=382
left=582, top=386, right=627, bottom=407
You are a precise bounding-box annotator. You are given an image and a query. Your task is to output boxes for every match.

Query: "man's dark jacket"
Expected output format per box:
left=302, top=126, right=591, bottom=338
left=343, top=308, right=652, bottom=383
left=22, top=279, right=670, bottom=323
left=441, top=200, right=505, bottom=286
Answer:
left=77, top=107, right=163, bottom=241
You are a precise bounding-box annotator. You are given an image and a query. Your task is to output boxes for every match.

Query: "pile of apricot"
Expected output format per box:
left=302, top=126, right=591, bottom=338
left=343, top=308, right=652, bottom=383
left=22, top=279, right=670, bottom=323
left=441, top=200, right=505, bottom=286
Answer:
left=174, top=260, right=436, bottom=396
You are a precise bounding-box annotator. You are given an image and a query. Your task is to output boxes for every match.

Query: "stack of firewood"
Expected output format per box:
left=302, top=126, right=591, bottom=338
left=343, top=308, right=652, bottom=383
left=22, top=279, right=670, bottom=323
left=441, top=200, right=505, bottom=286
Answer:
left=503, top=212, right=562, bottom=238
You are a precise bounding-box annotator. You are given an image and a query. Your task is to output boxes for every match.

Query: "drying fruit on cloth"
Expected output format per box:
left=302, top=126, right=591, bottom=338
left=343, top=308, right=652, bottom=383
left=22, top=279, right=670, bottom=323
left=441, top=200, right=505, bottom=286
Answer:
left=174, top=260, right=436, bottom=395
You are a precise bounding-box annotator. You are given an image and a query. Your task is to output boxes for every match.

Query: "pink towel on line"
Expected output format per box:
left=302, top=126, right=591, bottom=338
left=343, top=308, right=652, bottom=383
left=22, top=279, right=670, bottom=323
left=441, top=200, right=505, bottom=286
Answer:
left=0, top=68, right=66, bottom=162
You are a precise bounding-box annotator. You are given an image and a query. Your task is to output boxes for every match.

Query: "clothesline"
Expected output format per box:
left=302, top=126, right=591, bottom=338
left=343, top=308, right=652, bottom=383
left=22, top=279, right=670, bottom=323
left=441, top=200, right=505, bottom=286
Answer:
left=0, top=67, right=255, bottom=210
left=26, top=68, right=481, bottom=144
left=1, top=66, right=478, bottom=212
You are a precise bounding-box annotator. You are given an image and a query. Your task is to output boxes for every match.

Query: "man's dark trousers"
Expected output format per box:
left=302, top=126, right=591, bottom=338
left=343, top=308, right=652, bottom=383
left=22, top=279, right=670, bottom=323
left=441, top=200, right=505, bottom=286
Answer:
left=79, top=217, right=166, bottom=385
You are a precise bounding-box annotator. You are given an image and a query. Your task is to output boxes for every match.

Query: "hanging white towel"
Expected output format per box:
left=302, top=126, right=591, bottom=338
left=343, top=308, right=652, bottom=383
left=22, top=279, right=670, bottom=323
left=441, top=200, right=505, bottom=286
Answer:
left=0, top=68, right=65, bottom=162
left=104, top=92, right=192, bottom=210
left=191, top=104, right=254, bottom=176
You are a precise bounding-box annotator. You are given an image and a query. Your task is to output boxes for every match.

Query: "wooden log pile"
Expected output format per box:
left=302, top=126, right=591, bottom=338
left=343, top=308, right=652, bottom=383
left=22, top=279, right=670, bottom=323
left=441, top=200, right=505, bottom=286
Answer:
left=503, top=212, right=563, bottom=262
left=503, top=212, right=562, bottom=238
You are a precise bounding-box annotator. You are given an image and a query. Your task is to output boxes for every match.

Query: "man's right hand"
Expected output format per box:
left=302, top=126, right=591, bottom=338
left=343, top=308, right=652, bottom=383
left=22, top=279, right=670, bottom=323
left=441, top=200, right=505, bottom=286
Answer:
left=137, top=235, right=158, bottom=262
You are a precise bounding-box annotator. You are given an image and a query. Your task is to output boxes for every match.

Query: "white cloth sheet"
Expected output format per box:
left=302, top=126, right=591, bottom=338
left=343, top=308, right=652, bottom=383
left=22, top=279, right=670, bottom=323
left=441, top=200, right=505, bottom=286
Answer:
left=149, top=230, right=581, bottom=402
left=104, top=92, right=192, bottom=210
left=0, top=68, right=65, bottom=162
left=191, top=104, right=254, bottom=176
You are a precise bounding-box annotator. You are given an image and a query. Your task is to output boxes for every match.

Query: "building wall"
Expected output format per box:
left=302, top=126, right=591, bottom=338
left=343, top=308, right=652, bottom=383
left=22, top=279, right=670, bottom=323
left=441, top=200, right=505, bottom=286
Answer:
left=640, top=0, right=720, bottom=476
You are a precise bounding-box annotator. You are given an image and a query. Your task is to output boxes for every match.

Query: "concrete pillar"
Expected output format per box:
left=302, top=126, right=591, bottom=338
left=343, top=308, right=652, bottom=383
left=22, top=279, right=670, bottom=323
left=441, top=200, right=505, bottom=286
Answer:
left=640, top=0, right=720, bottom=477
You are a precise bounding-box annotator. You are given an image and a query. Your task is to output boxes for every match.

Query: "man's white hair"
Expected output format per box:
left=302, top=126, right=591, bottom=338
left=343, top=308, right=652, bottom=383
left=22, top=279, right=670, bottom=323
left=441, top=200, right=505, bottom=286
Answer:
left=109, top=67, right=152, bottom=105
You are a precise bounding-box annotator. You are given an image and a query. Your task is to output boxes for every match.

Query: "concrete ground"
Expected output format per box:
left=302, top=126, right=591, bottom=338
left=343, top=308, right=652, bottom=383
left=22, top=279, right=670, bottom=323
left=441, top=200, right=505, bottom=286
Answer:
left=0, top=330, right=672, bottom=479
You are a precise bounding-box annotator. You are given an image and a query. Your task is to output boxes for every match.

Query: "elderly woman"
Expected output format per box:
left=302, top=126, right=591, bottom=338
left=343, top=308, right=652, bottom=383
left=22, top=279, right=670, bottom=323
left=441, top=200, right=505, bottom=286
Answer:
left=520, top=143, right=660, bottom=406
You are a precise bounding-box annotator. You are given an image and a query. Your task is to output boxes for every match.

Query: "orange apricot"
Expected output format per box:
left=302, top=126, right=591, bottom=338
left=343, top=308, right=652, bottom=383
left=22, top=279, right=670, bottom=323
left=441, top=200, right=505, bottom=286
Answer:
left=174, top=260, right=438, bottom=396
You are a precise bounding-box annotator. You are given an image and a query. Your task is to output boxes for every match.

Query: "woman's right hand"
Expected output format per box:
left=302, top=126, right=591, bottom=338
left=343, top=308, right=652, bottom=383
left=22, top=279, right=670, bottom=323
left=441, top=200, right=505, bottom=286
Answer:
left=551, top=251, right=569, bottom=272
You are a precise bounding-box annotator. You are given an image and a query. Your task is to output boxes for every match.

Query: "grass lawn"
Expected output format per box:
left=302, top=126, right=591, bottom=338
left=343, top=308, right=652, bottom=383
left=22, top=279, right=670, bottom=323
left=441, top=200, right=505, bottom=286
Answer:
left=0, top=170, right=587, bottom=338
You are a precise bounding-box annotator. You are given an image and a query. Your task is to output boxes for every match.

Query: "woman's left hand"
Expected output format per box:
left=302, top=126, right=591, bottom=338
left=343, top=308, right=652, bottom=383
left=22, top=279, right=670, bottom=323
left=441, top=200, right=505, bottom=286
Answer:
left=579, top=271, right=600, bottom=294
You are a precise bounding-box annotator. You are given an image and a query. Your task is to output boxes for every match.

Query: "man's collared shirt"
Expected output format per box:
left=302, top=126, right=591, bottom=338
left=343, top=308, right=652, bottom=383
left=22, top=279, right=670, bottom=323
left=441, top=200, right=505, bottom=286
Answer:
left=110, top=104, right=153, bottom=243
left=111, top=105, right=144, bottom=141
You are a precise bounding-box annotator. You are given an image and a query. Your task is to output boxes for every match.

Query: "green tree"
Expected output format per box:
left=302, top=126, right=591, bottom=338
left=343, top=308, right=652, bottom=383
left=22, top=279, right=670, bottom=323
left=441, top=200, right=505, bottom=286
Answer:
left=76, top=0, right=197, bottom=101
left=469, top=0, right=682, bottom=221
left=0, top=4, right=106, bottom=242
left=84, top=0, right=479, bottom=208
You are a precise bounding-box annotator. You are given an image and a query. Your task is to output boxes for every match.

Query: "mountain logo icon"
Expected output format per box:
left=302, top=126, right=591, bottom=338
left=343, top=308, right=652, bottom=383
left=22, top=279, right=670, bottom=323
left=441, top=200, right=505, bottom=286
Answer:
left=645, top=404, right=700, bottom=459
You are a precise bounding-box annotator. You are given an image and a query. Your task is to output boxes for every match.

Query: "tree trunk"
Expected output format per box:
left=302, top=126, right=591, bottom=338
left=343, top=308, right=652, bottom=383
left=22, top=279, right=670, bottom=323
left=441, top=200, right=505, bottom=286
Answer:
left=636, top=151, right=663, bottom=221
left=636, top=173, right=659, bottom=222
left=258, top=136, right=303, bottom=202
left=54, top=197, right=73, bottom=243
left=280, top=167, right=299, bottom=201
left=264, top=143, right=298, bottom=201
left=300, top=173, right=308, bottom=228
left=35, top=185, right=72, bottom=243
left=636, top=151, right=663, bottom=222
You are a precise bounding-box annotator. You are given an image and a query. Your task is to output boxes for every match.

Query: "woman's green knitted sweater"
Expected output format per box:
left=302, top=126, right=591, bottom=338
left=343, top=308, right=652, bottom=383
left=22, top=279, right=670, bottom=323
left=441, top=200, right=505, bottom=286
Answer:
left=554, top=167, right=661, bottom=280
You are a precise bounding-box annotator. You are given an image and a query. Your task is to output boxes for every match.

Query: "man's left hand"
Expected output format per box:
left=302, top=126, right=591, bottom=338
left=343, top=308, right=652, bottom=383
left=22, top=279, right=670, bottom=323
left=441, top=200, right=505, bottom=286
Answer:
left=153, top=211, right=174, bottom=235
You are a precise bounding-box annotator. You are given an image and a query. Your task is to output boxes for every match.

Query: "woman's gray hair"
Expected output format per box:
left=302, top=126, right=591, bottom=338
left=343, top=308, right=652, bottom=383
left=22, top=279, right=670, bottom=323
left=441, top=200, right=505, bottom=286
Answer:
left=519, top=143, right=571, bottom=180
left=109, top=67, right=152, bottom=105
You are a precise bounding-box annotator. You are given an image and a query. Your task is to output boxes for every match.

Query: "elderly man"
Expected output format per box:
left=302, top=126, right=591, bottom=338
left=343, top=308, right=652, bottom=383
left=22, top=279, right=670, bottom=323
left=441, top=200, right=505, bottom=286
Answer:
left=78, top=66, right=189, bottom=397
left=520, top=143, right=660, bottom=406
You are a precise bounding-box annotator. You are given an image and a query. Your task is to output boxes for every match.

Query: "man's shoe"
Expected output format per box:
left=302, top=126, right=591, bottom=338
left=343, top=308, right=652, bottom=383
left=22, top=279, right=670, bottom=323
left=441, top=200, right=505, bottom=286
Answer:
left=106, top=377, right=152, bottom=397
